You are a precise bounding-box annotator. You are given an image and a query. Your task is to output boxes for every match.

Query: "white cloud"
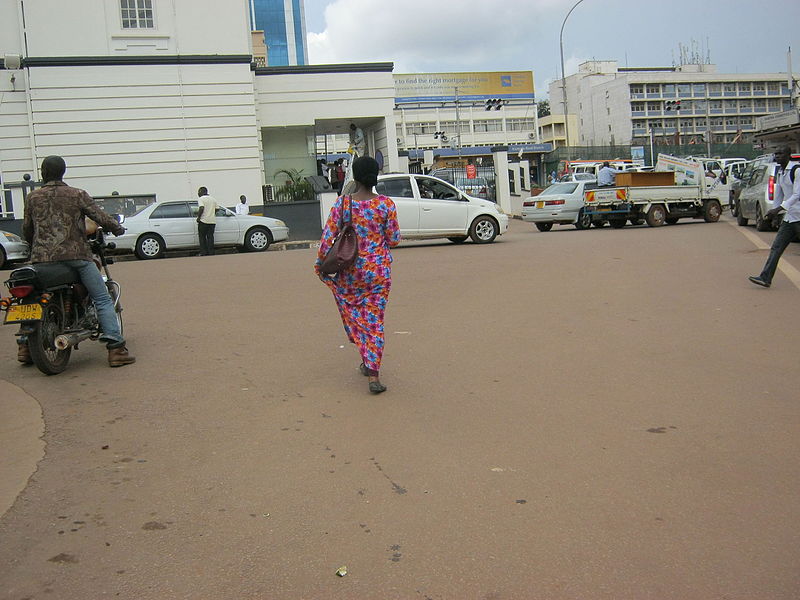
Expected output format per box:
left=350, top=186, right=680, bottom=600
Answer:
left=308, top=0, right=550, bottom=73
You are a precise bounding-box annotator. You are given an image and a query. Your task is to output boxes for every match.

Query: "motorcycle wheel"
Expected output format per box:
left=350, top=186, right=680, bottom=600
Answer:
left=28, top=302, right=71, bottom=375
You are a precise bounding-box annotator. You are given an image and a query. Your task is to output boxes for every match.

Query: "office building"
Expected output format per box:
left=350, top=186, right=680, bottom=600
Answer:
left=250, top=0, right=308, bottom=66
left=549, top=60, right=797, bottom=147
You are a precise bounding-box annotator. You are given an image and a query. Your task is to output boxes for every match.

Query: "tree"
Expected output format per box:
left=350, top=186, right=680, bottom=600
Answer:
left=537, top=100, right=550, bottom=118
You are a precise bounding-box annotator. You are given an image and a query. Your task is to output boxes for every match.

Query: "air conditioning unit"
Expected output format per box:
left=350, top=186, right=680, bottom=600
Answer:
left=527, top=132, right=536, bottom=139
left=396, top=137, right=403, bottom=146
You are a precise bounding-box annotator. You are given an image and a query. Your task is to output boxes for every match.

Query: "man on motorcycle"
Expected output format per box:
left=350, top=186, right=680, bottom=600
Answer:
left=19, top=156, right=136, bottom=367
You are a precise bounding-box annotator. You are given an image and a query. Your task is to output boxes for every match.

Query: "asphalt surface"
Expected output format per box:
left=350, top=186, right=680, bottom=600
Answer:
left=1, top=215, right=799, bottom=599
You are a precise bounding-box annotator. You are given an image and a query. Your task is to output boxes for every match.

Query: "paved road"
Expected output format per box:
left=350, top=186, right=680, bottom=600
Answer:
left=1, top=216, right=799, bottom=599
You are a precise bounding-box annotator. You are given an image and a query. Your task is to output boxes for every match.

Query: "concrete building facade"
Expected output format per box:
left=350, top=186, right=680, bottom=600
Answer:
left=0, top=0, right=397, bottom=223
left=549, top=60, right=797, bottom=148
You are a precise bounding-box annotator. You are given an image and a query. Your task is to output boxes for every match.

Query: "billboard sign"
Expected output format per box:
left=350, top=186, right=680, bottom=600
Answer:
left=394, top=71, right=535, bottom=103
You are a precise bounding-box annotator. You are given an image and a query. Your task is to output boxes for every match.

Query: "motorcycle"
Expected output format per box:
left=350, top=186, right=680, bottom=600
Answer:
left=1, top=229, right=123, bottom=375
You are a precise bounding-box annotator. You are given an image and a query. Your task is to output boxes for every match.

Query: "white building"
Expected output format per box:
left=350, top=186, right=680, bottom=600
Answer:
left=549, top=60, right=797, bottom=147
left=0, top=0, right=398, bottom=222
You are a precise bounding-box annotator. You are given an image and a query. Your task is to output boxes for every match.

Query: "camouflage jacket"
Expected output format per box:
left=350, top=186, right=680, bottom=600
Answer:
left=23, top=181, right=124, bottom=263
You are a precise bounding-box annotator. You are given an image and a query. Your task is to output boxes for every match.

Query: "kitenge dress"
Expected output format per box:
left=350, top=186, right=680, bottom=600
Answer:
left=315, top=194, right=401, bottom=372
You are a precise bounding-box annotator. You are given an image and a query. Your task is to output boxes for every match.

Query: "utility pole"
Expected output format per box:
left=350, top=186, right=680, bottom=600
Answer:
left=559, top=0, right=585, bottom=165
left=454, top=86, right=462, bottom=160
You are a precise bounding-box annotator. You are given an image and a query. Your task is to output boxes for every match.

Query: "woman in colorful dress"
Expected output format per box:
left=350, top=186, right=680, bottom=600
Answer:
left=315, top=156, right=401, bottom=394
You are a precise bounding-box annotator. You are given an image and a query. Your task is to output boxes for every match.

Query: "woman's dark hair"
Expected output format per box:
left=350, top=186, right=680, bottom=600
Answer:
left=353, top=156, right=379, bottom=188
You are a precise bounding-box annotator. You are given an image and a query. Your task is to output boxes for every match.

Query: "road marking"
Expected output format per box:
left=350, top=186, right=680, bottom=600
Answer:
left=728, top=219, right=800, bottom=291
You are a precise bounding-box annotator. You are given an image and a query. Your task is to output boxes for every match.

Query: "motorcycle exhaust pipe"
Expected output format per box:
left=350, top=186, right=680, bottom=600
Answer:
left=54, top=330, right=94, bottom=350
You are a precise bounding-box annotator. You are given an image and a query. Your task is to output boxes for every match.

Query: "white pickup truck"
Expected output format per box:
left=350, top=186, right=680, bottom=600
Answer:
left=581, top=154, right=723, bottom=228
left=583, top=185, right=722, bottom=227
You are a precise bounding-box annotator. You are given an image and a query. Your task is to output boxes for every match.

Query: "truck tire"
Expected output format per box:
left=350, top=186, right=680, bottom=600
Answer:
left=609, top=218, right=626, bottom=229
left=703, top=199, right=722, bottom=223
left=645, top=204, right=667, bottom=227
left=665, top=217, right=680, bottom=225
left=629, top=218, right=644, bottom=226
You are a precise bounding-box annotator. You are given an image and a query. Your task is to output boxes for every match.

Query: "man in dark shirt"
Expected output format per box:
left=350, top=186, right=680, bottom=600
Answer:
left=20, top=156, right=135, bottom=367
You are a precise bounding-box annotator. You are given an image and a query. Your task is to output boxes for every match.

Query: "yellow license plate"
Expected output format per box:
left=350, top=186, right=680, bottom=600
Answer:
left=536, top=201, right=544, bottom=209
left=4, top=303, right=43, bottom=323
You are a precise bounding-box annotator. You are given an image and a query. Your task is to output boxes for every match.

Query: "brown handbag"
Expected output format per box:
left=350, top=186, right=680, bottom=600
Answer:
left=320, top=196, right=358, bottom=275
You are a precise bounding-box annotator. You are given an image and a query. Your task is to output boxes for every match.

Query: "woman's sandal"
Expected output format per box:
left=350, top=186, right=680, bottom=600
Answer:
left=369, top=381, right=387, bottom=394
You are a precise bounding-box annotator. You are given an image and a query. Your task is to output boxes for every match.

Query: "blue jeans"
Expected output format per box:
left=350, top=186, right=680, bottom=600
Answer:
left=64, top=259, right=125, bottom=347
left=759, top=220, right=800, bottom=285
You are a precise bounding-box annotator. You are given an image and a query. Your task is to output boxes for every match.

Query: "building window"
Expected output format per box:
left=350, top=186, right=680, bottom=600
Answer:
left=768, top=99, right=782, bottom=111
left=439, top=121, right=468, bottom=134
left=723, top=82, right=736, bottom=93
left=753, top=82, right=765, bottom=93
left=506, top=118, right=535, bottom=131
left=767, top=82, right=780, bottom=94
left=708, top=83, right=722, bottom=95
left=754, top=99, right=766, bottom=111
left=473, top=119, right=503, bottom=132
left=406, top=122, right=436, bottom=135
left=739, top=99, right=752, bottom=110
left=678, top=83, right=691, bottom=96
left=631, top=102, right=645, bottom=112
left=647, top=102, right=661, bottom=111
left=630, top=84, right=644, bottom=95
left=693, top=83, right=705, bottom=96
left=646, top=84, right=660, bottom=95
left=710, top=117, right=723, bottom=127
left=121, top=0, right=154, bottom=28
left=662, top=84, right=676, bottom=96
left=649, top=119, right=663, bottom=130
left=738, top=82, right=751, bottom=94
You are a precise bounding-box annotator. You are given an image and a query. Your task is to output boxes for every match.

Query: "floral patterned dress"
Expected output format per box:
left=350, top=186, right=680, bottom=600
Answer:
left=315, top=194, right=401, bottom=372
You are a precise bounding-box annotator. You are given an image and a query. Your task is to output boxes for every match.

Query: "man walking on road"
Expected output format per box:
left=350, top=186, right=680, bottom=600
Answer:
left=749, top=146, right=800, bottom=288
left=196, top=187, right=218, bottom=256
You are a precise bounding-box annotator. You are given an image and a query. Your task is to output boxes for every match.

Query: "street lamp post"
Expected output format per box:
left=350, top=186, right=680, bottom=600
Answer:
left=559, top=0, right=585, bottom=166
left=454, top=86, right=462, bottom=160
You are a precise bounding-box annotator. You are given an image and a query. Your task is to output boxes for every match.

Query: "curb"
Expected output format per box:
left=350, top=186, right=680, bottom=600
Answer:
left=270, top=240, right=319, bottom=251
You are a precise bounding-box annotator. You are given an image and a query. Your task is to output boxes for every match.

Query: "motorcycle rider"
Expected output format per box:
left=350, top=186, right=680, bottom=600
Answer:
left=19, top=156, right=135, bottom=367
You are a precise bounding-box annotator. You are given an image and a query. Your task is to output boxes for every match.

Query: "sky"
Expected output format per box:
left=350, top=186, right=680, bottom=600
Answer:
left=303, top=0, right=800, bottom=101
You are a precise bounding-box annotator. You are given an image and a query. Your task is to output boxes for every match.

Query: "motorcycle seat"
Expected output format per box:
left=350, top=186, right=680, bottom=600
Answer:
left=9, top=263, right=81, bottom=289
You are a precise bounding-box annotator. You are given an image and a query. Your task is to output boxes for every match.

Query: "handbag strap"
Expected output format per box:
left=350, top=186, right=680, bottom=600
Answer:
left=339, top=195, right=353, bottom=228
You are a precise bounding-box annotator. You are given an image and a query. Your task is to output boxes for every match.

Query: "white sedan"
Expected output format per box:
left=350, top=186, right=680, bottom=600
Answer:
left=113, top=200, right=289, bottom=259
left=521, top=181, right=599, bottom=232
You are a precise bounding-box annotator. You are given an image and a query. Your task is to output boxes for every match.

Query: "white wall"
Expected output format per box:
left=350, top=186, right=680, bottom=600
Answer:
left=17, top=0, right=251, bottom=56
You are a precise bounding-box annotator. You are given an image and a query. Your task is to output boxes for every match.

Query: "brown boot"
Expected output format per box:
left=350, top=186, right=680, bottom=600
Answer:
left=108, top=346, right=136, bottom=367
left=17, top=343, right=33, bottom=365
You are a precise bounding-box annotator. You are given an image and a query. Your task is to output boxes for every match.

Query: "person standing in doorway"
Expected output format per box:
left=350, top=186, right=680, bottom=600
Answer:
left=196, top=187, right=218, bottom=256
left=235, top=195, right=249, bottom=215
left=335, top=159, right=346, bottom=195
left=748, top=146, right=800, bottom=288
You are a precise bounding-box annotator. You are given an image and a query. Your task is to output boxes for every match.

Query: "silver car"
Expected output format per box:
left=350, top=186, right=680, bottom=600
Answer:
left=1, top=230, right=30, bottom=269
left=735, top=160, right=785, bottom=231
left=521, top=181, right=597, bottom=231
left=112, top=200, right=289, bottom=259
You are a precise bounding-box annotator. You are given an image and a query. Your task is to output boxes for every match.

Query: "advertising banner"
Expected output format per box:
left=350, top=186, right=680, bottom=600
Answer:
left=394, top=71, right=535, bottom=103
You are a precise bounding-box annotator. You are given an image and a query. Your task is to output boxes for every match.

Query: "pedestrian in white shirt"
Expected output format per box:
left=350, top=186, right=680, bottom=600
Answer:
left=749, top=146, right=800, bottom=288
left=235, top=195, right=249, bottom=216
left=597, top=162, right=618, bottom=187
left=196, top=186, right=218, bottom=256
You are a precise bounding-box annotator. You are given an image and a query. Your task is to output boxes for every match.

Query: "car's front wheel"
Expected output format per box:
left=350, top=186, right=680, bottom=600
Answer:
left=244, top=226, right=272, bottom=252
left=135, top=234, right=165, bottom=259
left=0, top=246, right=7, bottom=270
left=470, top=216, right=499, bottom=243
left=755, top=204, right=771, bottom=232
